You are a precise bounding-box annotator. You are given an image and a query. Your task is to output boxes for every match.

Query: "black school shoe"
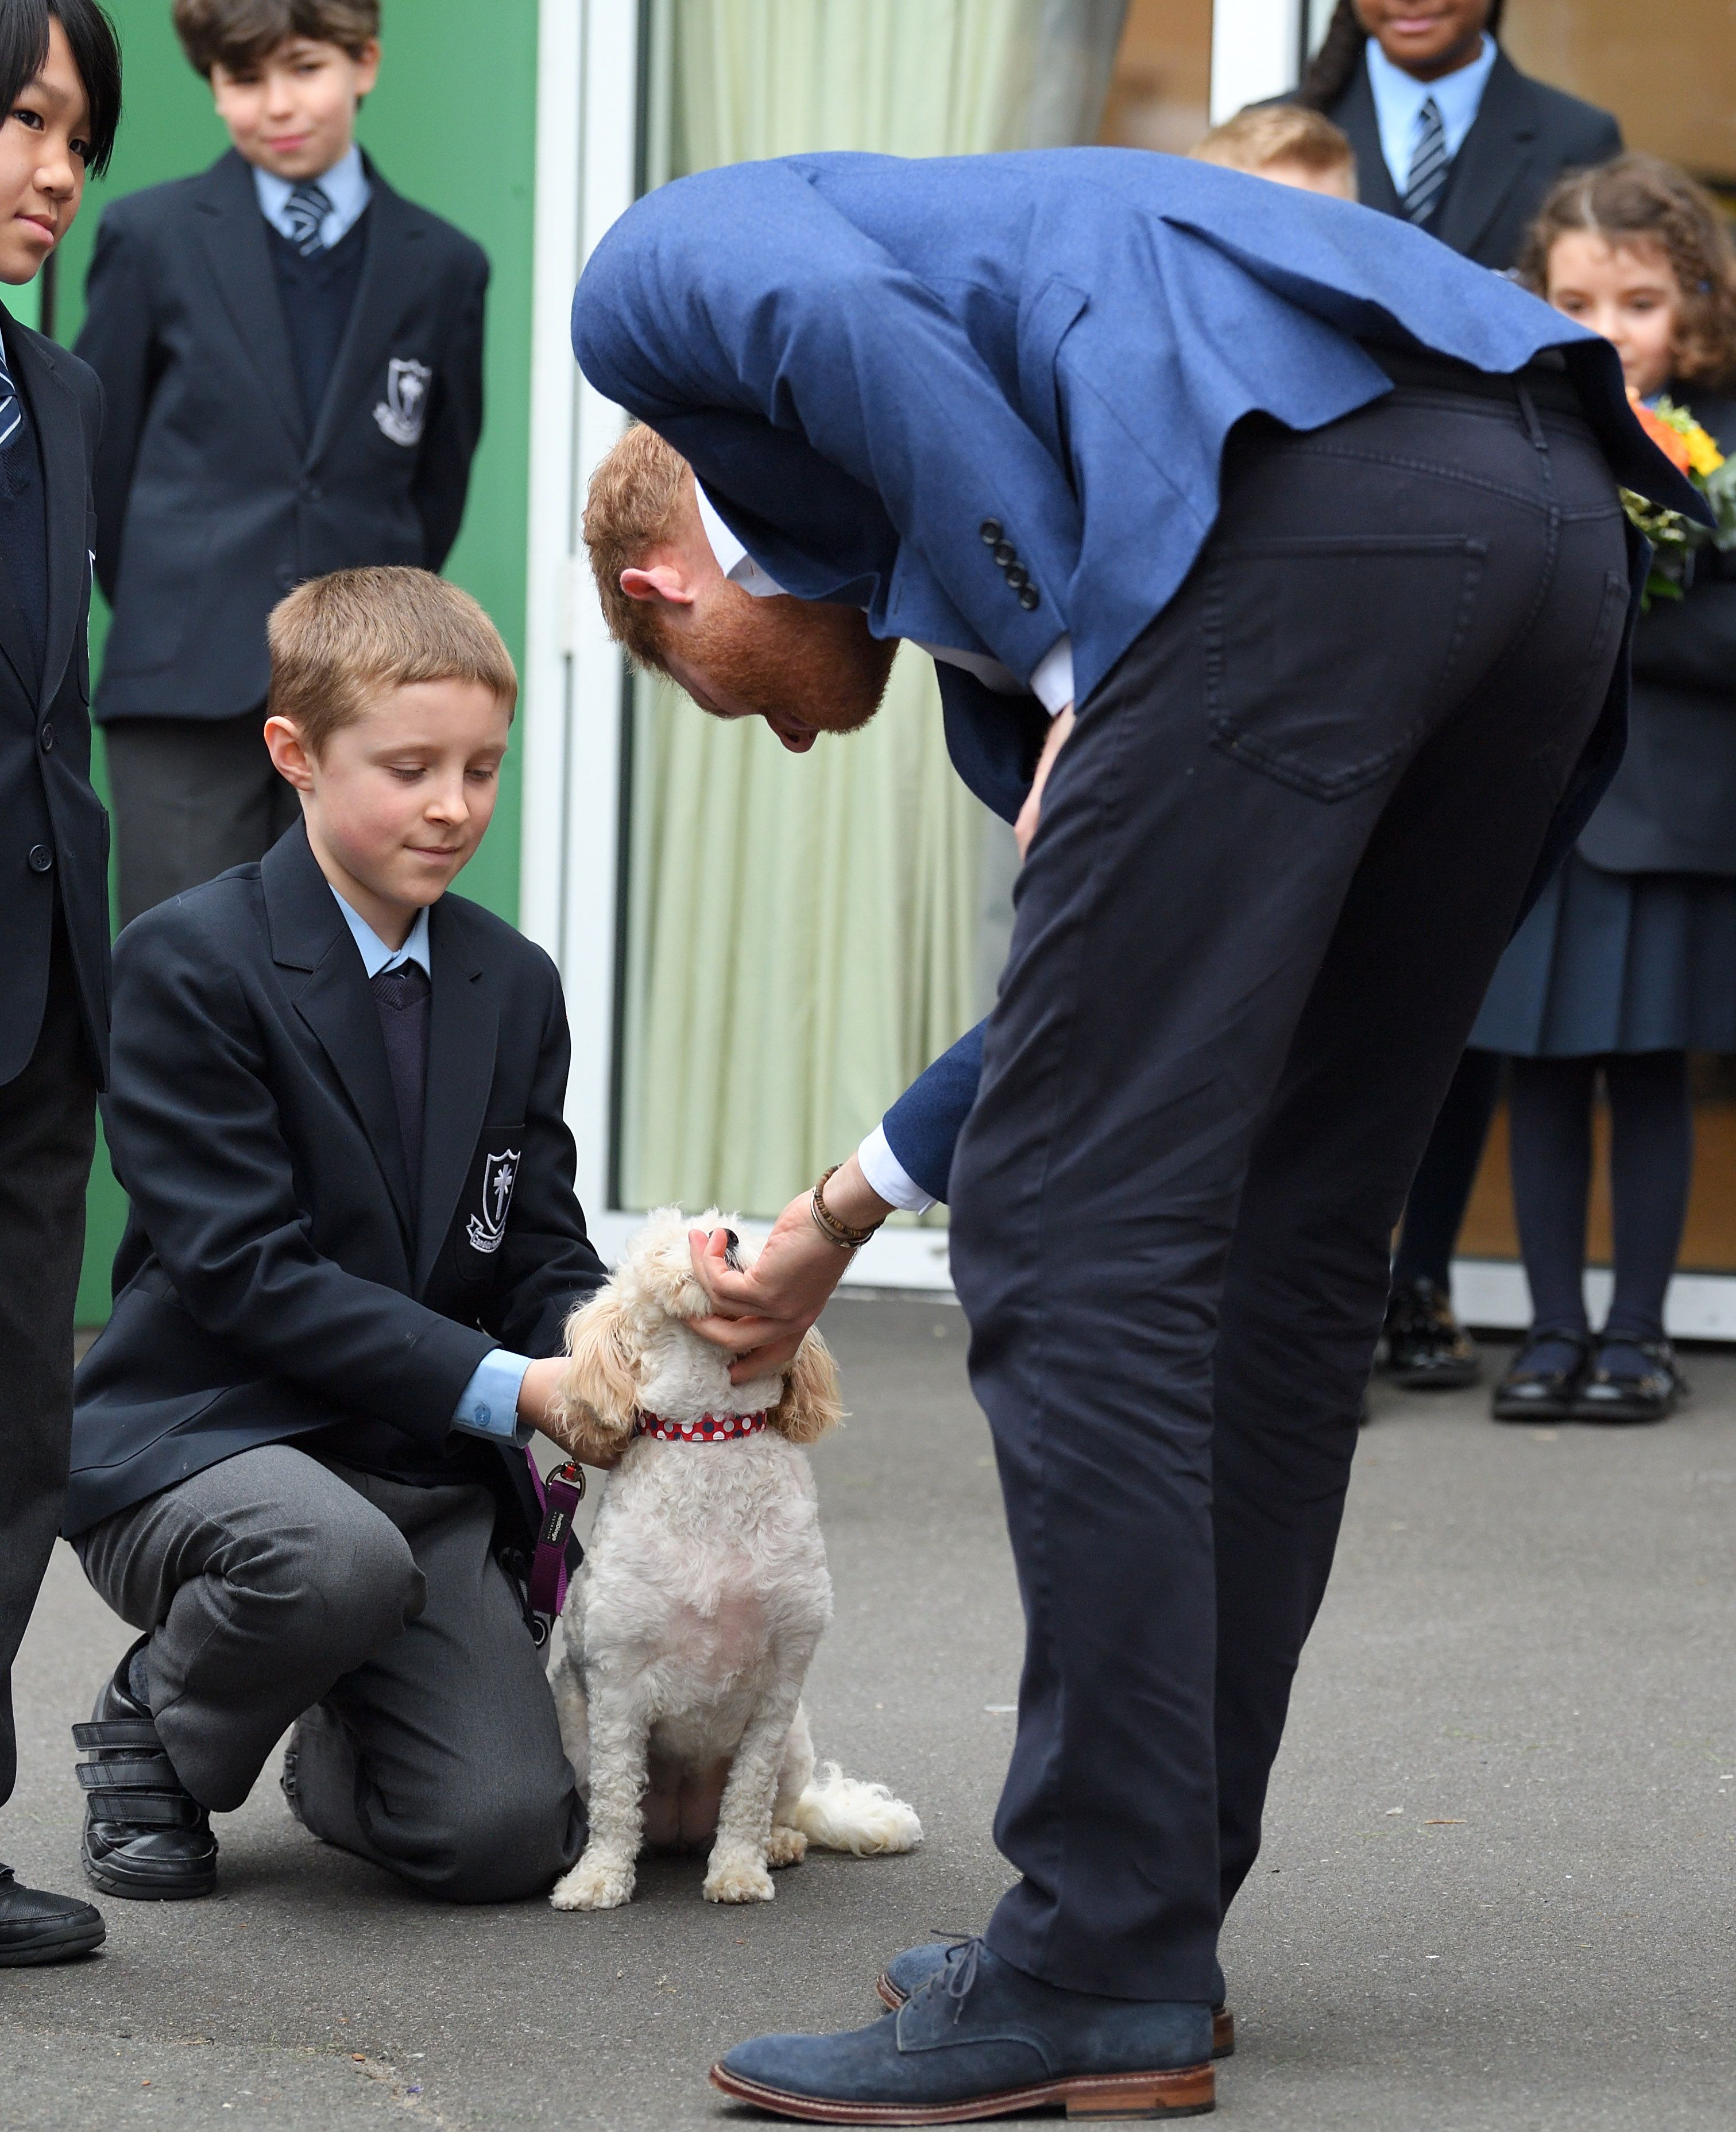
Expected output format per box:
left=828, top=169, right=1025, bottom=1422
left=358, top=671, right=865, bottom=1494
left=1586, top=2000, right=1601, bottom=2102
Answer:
left=1382, top=1277, right=1480, bottom=1388
left=74, top=1638, right=218, bottom=1901
left=1491, top=1331, right=1592, bottom=1423
left=1573, top=1339, right=1688, bottom=1426
left=0, top=1866, right=105, bottom=1964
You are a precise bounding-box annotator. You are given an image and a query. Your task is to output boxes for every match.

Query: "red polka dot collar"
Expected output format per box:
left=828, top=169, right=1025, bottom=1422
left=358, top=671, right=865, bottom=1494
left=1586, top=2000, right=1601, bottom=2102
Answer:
left=633, top=1409, right=768, bottom=1443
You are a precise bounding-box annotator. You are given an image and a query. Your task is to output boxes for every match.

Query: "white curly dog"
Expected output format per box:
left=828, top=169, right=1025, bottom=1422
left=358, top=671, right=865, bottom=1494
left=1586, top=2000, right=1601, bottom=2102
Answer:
left=547, top=1208, right=921, bottom=1910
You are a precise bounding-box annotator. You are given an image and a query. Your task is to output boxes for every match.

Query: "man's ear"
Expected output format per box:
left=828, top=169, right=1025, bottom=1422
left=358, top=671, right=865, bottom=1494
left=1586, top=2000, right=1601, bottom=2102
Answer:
left=620, top=561, right=700, bottom=608
left=263, top=716, right=316, bottom=793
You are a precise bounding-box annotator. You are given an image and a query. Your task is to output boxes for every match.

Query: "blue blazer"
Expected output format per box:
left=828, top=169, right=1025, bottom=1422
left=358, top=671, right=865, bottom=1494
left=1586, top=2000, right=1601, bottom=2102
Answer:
left=573, top=148, right=1696, bottom=1202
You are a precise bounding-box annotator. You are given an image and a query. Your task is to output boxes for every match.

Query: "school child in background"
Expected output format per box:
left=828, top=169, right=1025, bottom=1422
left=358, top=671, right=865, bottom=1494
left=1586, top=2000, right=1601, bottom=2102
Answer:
left=65, top=569, right=604, bottom=1903
left=75, top=0, right=487, bottom=926
left=1479, top=155, right=1736, bottom=1425
left=1190, top=102, right=1357, bottom=200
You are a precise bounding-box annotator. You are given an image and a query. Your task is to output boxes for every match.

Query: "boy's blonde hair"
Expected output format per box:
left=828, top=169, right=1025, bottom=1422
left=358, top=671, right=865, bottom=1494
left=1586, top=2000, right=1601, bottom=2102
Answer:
left=266, top=567, right=517, bottom=756
left=582, top=422, right=690, bottom=674
left=1192, top=105, right=1356, bottom=184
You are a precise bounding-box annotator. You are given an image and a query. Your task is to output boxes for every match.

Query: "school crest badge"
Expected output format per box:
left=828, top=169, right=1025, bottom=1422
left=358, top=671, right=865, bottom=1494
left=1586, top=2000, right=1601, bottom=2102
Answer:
left=466, top=1148, right=519, bottom=1255
left=374, top=357, right=433, bottom=447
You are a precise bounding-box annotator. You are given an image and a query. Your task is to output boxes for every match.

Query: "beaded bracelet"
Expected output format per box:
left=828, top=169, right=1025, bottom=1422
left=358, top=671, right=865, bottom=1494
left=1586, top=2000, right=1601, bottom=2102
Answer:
left=809, top=1164, right=884, bottom=1250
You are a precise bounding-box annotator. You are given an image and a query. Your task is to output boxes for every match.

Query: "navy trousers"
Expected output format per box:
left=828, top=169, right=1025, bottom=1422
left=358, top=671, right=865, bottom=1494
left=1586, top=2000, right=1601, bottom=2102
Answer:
left=949, top=373, right=1630, bottom=2001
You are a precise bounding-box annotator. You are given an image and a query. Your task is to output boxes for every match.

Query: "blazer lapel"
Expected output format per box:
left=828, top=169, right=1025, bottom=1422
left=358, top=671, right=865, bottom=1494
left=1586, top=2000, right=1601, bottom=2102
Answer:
left=1432, top=52, right=1538, bottom=262
left=13, top=327, right=88, bottom=716
left=305, top=164, right=429, bottom=473
left=195, top=150, right=306, bottom=457
left=263, top=826, right=416, bottom=1238
left=1336, top=59, right=1401, bottom=218
left=414, top=897, right=498, bottom=1293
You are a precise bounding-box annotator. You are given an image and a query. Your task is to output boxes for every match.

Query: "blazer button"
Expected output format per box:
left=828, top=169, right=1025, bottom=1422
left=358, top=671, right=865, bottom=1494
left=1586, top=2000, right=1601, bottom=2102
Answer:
left=979, top=519, right=1003, bottom=544
left=28, top=843, right=53, bottom=874
left=1006, top=565, right=1029, bottom=590
left=1019, top=586, right=1041, bottom=611
left=992, top=541, right=1016, bottom=567
left=38, top=721, right=54, bottom=752
left=277, top=568, right=299, bottom=593
left=299, top=478, right=323, bottom=502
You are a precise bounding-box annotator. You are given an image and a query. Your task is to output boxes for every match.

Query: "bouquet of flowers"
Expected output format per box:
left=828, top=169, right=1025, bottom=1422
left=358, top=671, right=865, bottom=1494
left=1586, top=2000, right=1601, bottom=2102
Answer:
left=1621, top=392, right=1736, bottom=605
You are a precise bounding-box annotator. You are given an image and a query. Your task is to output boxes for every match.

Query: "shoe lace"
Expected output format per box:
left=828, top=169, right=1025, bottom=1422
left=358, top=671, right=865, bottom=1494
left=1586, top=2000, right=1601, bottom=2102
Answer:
left=938, top=1936, right=984, bottom=2022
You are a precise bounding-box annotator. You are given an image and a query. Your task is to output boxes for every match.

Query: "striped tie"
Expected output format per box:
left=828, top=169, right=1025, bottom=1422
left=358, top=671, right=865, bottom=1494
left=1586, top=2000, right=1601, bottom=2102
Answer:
left=0, top=345, right=20, bottom=452
left=282, top=180, right=333, bottom=257
left=1403, top=97, right=1449, bottom=227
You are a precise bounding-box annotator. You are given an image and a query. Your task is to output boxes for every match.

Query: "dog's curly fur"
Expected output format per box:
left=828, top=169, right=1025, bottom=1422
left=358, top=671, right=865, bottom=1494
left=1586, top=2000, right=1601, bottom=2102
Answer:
left=547, top=1208, right=921, bottom=1910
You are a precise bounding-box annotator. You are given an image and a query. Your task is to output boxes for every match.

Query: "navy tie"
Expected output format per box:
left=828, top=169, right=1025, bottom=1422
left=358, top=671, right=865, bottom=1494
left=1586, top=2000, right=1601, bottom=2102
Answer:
left=0, top=343, right=22, bottom=453
left=282, top=180, right=333, bottom=257
left=372, top=960, right=431, bottom=1201
left=1403, top=97, right=1449, bottom=226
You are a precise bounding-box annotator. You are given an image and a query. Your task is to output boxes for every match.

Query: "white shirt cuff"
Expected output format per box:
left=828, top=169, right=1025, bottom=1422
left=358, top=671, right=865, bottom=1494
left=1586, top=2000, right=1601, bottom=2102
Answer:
left=857, top=1123, right=936, bottom=1216
left=453, top=1349, right=535, bottom=1448
left=1029, top=635, right=1074, bottom=716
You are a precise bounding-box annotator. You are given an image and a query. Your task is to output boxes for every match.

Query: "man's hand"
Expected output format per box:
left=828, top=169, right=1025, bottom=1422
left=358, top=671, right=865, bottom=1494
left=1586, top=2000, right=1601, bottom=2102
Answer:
left=689, top=1156, right=892, bottom=1382
left=1014, top=704, right=1074, bottom=862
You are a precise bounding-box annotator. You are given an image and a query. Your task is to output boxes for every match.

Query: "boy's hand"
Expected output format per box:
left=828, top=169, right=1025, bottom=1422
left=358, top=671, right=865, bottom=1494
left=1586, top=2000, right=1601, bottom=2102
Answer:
left=1014, top=704, right=1073, bottom=861
left=517, top=1357, right=620, bottom=1467
left=687, top=1157, right=891, bottom=1382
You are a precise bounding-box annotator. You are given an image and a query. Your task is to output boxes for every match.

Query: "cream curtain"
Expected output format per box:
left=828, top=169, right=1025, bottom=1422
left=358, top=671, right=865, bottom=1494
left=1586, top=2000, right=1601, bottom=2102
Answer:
left=618, top=1, right=1124, bottom=1218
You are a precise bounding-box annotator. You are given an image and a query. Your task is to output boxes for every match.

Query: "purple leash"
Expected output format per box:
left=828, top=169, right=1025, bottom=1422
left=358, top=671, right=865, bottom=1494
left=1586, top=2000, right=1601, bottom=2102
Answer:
left=524, top=1453, right=585, bottom=1646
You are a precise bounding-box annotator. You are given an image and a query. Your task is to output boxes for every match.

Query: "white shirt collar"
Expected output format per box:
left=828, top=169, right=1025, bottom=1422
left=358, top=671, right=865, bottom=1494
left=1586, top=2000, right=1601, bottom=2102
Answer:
left=694, top=480, right=789, bottom=598
left=253, top=142, right=372, bottom=252
left=1364, top=34, right=1498, bottom=197
left=331, top=888, right=432, bottom=980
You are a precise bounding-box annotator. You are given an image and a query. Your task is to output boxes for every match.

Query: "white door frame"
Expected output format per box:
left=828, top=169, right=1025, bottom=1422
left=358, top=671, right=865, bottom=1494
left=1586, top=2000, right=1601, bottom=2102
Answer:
left=519, top=0, right=1736, bottom=1337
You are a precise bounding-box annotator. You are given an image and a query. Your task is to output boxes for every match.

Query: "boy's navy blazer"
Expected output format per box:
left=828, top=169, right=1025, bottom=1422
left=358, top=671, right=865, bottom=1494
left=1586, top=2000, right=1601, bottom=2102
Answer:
left=0, top=314, right=110, bottom=1087
left=67, top=824, right=606, bottom=1536
left=75, top=149, right=488, bottom=726
left=573, top=148, right=1700, bottom=1201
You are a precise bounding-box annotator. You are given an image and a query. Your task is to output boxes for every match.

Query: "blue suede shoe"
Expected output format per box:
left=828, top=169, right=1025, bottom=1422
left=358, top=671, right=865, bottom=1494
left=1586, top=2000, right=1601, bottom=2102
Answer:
left=710, top=1938, right=1215, bottom=2122
left=875, top=1940, right=1236, bottom=2061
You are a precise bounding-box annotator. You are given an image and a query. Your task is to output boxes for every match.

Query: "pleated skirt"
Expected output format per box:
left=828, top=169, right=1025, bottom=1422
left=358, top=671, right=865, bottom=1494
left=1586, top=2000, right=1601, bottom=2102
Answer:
left=1470, top=852, right=1736, bottom=1057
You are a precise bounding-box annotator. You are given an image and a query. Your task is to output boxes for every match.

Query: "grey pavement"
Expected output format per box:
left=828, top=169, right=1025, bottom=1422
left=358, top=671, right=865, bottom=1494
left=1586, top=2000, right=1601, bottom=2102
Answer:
left=4, top=1296, right=1735, bottom=2130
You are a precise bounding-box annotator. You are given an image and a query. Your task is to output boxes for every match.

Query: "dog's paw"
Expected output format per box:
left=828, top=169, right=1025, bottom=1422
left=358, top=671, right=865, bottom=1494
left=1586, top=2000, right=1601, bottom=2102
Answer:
left=550, top=1853, right=636, bottom=1911
left=702, top=1850, right=776, bottom=1904
left=764, top=1825, right=808, bottom=1870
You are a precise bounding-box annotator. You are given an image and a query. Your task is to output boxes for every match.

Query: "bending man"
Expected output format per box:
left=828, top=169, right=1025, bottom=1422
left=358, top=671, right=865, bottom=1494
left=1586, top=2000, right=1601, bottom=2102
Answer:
left=572, top=148, right=1690, bottom=2123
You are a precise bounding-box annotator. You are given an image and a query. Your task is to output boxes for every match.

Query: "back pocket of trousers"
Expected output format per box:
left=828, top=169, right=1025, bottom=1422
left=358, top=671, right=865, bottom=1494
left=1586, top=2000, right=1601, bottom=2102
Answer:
left=1203, top=534, right=1486, bottom=801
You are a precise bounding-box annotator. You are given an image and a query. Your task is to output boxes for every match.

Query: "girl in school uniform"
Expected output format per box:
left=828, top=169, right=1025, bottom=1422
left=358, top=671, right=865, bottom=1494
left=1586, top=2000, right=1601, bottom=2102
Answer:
left=1482, top=155, right=1736, bottom=1425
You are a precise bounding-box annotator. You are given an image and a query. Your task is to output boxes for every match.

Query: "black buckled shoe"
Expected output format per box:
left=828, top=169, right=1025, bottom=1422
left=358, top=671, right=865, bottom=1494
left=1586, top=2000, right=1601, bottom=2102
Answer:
left=1382, top=1277, right=1480, bottom=1388
left=1572, top=1339, right=1687, bottom=1426
left=0, top=1866, right=105, bottom=1965
left=1491, top=1331, right=1592, bottom=1423
left=74, top=1639, right=218, bottom=1901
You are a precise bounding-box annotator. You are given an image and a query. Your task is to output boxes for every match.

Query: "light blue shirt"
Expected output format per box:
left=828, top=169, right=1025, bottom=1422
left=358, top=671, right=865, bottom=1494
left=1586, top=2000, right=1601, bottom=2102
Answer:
left=1364, top=34, right=1499, bottom=199
left=253, top=142, right=371, bottom=252
left=332, top=887, right=535, bottom=1450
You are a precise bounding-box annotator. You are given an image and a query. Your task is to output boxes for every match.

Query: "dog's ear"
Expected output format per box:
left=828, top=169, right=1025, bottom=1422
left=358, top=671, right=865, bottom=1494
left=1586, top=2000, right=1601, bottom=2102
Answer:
left=555, top=1288, right=640, bottom=1452
left=770, top=1327, right=842, bottom=1444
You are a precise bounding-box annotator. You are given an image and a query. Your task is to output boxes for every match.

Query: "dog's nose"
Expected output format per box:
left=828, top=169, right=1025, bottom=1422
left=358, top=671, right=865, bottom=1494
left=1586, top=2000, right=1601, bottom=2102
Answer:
left=722, top=1229, right=742, bottom=1269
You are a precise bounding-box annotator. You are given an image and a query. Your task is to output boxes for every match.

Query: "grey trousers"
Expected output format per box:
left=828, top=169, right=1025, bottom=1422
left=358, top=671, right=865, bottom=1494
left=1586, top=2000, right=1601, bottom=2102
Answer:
left=103, top=712, right=301, bottom=929
left=75, top=1446, right=587, bottom=1902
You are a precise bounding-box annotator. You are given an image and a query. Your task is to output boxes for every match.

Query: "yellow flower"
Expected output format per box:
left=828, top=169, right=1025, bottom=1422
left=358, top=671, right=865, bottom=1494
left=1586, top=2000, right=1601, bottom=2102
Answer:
left=1687, top=424, right=1725, bottom=477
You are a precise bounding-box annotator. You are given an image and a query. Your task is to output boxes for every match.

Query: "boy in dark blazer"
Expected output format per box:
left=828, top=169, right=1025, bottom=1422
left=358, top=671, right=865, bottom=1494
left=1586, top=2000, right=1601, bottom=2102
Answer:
left=65, top=567, right=602, bottom=1905
left=74, top=0, right=488, bottom=925
left=0, top=0, right=120, bottom=1967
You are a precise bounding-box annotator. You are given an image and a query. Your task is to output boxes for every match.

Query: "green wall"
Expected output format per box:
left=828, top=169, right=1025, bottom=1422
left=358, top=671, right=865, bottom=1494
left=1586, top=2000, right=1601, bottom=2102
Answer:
left=49, top=1, right=542, bottom=1320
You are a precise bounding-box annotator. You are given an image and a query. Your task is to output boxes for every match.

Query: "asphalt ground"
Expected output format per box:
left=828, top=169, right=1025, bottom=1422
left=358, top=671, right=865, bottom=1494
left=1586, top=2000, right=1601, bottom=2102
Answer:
left=4, top=1298, right=1734, bottom=2130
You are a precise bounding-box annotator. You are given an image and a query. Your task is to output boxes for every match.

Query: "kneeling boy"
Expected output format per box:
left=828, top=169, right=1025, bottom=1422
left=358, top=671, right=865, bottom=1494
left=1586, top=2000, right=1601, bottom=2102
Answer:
left=65, top=569, right=600, bottom=1904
